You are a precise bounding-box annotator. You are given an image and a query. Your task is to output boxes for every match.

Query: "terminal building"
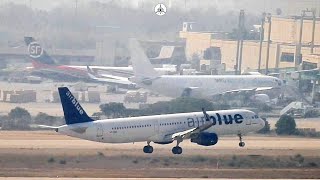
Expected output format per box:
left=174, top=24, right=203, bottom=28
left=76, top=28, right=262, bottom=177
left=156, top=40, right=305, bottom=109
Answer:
left=179, top=14, right=320, bottom=74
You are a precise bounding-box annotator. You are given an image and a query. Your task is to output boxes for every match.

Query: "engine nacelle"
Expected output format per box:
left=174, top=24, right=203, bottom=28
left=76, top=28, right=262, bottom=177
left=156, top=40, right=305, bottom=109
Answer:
left=250, top=94, right=270, bottom=104
left=190, top=133, right=218, bottom=146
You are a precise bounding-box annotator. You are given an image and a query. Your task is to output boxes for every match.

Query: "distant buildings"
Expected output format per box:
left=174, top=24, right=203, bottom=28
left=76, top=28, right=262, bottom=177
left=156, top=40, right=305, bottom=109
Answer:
left=180, top=14, right=320, bottom=74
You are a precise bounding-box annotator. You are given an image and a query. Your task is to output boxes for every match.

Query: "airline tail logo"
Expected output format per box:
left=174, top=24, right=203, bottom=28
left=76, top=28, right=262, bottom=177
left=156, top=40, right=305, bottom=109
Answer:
left=28, top=42, right=43, bottom=58
left=66, top=91, right=84, bottom=115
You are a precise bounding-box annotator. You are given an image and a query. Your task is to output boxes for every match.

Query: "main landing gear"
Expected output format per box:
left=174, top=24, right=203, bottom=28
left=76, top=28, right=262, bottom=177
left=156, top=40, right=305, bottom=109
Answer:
left=143, top=141, right=153, bottom=153
left=238, top=133, right=245, bottom=147
left=172, top=136, right=183, bottom=155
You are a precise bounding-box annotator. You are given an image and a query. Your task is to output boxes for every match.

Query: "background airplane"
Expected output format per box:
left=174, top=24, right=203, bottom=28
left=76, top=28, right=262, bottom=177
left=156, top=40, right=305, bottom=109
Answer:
left=24, top=37, right=176, bottom=82
left=41, top=87, right=265, bottom=154
left=128, top=39, right=284, bottom=102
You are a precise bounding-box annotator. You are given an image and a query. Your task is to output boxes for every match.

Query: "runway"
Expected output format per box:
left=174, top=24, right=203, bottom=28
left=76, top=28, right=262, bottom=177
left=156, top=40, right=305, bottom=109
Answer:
left=0, top=131, right=319, bottom=178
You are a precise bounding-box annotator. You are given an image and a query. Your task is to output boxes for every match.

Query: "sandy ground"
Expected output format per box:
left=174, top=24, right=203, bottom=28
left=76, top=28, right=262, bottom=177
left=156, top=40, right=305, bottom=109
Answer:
left=0, top=131, right=319, bottom=156
left=0, top=178, right=315, bottom=180
left=0, top=81, right=172, bottom=116
left=0, top=131, right=319, bottom=178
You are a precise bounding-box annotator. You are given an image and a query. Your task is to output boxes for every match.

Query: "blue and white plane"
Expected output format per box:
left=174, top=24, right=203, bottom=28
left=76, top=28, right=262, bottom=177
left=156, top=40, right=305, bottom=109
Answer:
left=41, top=87, right=265, bottom=154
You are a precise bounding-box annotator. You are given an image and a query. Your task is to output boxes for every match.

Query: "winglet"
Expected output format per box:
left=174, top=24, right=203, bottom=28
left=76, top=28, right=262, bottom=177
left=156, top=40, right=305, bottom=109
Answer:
left=202, top=108, right=210, bottom=122
left=86, top=66, right=99, bottom=79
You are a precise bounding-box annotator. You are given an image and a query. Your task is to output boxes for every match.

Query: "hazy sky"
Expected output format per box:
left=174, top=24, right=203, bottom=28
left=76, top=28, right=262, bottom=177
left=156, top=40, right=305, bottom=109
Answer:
left=1, top=0, right=320, bottom=15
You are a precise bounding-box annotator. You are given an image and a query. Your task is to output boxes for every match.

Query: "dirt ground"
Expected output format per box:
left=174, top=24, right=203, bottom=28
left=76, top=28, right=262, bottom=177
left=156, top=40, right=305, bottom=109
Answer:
left=0, top=131, right=319, bottom=179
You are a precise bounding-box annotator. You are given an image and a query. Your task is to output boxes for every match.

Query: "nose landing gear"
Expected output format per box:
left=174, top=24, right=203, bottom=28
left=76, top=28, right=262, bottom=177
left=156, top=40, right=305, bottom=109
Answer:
left=238, top=133, right=245, bottom=147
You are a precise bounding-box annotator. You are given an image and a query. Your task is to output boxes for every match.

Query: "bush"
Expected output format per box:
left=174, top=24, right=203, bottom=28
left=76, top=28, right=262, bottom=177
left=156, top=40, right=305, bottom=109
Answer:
left=307, top=162, right=318, bottom=167
left=2, top=107, right=31, bottom=130
left=59, top=159, right=66, bottom=165
left=99, top=97, right=215, bottom=118
left=97, top=152, right=104, bottom=157
left=47, top=157, right=55, bottom=163
left=257, top=118, right=270, bottom=134
left=275, top=115, right=296, bottom=135
left=34, top=112, right=63, bottom=126
left=304, top=109, right=319, bottom=118
left=190, top=155, right=207, bottom=163
left=291, top=154, right=304, bottom=165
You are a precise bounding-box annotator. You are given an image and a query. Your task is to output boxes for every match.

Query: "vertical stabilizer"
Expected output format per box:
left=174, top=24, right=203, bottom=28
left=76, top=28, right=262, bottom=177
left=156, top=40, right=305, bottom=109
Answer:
left=24, top=37, right=56, bottom=66
left=128, top=39, right=159, bottom=79
left=58, top=87, right=93, bottom=125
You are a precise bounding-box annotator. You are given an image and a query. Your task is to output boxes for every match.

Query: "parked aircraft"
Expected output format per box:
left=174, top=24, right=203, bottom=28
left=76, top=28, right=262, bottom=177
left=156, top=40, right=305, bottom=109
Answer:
left=24, top=37, right=176, bottom=82
left=40, top=87, right=264, bottom=154
left=128, top=39, right=283, bottom=101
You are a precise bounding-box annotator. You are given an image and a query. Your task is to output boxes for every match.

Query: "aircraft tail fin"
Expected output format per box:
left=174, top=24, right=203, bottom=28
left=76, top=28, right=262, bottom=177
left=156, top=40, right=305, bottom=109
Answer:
left=128, top=39, right=159, bottom=80
left=24, top=36, right=56, bottom=66
left=58, top=87, right=94, bottom=125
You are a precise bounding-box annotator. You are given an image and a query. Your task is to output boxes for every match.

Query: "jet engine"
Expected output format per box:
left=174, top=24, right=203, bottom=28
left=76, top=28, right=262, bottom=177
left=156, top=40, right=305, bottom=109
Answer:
left=250, top=94, right=270, bottom=104
left=190, top=133, right=218, bottom=146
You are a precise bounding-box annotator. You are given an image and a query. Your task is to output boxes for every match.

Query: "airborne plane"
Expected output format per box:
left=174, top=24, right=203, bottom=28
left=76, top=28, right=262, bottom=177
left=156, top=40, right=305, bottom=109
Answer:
left=128, top=39, right=283, bottom=101
left=40, top=87, right=265, bottom=154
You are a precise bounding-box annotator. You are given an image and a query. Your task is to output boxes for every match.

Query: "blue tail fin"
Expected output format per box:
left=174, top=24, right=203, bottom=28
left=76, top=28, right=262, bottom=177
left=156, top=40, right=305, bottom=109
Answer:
left=24, top=36, right=56, bottom=65
left=58, top=87, right=93, bottom=125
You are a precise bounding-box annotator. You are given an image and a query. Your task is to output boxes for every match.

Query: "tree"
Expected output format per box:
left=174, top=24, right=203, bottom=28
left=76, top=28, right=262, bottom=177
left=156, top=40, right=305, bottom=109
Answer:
left=139, top=97, right=214, bottom=116
left=34, top=112, right=63, bottom=126
left=275, top=115, right=296, bottom=135
left=99, top=102, right=127, bottom=118
left=3, top=107, right=31, bottom=130
left=257, top=118, right=270, bottom=134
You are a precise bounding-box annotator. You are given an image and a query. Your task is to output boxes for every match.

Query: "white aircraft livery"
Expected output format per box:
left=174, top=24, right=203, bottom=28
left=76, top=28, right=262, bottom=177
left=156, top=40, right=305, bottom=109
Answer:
left=41, top=87, right=265, bottom=154
left=128, top=39, right=283, bottom=100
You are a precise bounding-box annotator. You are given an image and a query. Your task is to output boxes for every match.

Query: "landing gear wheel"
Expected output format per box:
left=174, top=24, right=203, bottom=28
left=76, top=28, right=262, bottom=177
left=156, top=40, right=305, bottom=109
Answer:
left=172, top=146, right=182, bottom=154
left=143, top=145, right=153, bottom=153
left=239, top=142, right=245, bottom=147
left=237, top=133, right=245, bottom=147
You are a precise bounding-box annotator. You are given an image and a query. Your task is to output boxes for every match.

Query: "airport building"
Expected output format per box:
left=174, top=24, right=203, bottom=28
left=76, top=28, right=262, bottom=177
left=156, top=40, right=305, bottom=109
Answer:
left=179, top=14, right=320, bottom=74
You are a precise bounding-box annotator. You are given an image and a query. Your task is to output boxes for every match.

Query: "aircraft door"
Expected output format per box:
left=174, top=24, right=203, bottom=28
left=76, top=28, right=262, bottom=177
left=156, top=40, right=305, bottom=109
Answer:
left=246, top=114, right=251, bottom=125
left=154, top=120, right=159, bottom=133
left=96, top=124, right=104, bottom=141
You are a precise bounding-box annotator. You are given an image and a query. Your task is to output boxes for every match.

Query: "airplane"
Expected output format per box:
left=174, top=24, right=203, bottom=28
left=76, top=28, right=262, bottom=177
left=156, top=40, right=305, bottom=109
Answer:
left=40, top=87, right=265, bottom=154
left=24, top=36, right=91, bottom=81
left=24, top=37, right=176, bottom=82
left=128, top=39, right=284, bottom=102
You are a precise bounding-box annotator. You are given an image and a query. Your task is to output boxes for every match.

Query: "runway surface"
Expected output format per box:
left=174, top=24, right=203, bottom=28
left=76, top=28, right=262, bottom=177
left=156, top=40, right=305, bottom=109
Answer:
left=0, top=131, right=319, bottom=178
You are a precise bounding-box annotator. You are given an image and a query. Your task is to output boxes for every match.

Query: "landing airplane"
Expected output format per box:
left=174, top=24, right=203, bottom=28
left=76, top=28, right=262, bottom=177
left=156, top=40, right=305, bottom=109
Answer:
left=128, top=39, right=283, bottom=101
left=40, top=87, right=265, bottom=154
left=24, top=37, right=176, bottom=82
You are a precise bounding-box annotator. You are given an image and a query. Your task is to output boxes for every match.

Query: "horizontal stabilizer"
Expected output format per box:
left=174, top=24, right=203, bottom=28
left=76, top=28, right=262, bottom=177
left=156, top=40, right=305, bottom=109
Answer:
left=38, top=125, right=59, bottom=129
left=38, top=125, right=59, bottom=132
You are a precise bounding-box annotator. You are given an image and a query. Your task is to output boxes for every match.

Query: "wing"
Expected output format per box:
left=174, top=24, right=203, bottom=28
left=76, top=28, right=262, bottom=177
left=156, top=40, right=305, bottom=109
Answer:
left=217, top=87, right=279, bottom=97
left=171, top=108, right=212, bottom=141
left=87, top=66, right=136, bottom=86
left=181, top=86, right=278, bottom=98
